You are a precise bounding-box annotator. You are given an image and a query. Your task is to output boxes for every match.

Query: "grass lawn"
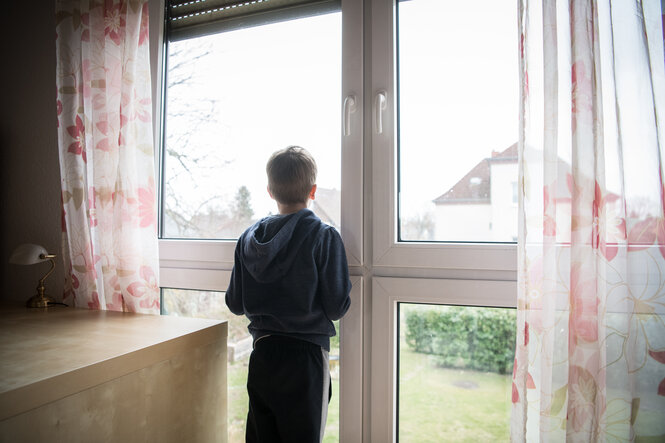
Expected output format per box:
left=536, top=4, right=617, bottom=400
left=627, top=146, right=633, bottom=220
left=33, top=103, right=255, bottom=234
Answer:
left=323, top=370, right=340, bottom=443
left=398, top=346, right=512, bottom=442
left=227, top=358, right=250, bottom=442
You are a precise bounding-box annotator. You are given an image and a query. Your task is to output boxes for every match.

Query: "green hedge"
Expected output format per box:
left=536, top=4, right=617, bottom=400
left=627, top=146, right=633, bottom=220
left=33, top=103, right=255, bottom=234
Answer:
left=404, top=306, right=516, bottom=374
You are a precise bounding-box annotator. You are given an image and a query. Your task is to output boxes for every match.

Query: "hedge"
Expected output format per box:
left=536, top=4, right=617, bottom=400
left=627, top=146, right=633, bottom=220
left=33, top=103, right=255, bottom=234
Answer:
left=404, top=306, right=516, bottom=374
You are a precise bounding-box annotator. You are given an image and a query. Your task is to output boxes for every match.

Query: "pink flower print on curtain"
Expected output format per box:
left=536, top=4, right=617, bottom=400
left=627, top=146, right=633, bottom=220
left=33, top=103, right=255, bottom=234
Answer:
left=513, top=0, right=665, bottom=441
left=66, top=115, right=87, bottom=163
left=56, top=0, right=159, bottom=314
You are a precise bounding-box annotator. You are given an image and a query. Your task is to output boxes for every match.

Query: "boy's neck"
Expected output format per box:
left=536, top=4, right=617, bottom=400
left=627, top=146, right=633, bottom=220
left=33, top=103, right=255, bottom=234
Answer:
left=276, top=201, right=309, bottom=215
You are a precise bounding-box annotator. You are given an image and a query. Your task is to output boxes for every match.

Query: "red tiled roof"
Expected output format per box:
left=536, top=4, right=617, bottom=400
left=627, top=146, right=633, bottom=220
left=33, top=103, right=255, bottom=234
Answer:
left=490, top=142, right=518, bottom=161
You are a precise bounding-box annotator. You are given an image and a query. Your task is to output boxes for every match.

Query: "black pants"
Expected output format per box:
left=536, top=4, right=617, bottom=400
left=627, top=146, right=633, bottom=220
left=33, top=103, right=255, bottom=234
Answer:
left=245, top=335, right=331, bottom=443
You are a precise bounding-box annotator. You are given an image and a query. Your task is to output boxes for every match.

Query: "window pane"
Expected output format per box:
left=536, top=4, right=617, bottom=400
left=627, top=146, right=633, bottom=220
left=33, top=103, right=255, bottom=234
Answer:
left=161, top=289, right=340, bottom=441
left=398, top=303, right=515, bottom=442
left=397, top=0, right=519, bottom=242
left=163, top=13, right=342, bottom=239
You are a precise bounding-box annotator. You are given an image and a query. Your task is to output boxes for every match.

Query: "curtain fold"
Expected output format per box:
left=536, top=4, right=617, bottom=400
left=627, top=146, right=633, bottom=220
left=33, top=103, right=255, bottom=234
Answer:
left=55, top=0, right=159, bottom=313
left=513, top=0, right=665, bottom=441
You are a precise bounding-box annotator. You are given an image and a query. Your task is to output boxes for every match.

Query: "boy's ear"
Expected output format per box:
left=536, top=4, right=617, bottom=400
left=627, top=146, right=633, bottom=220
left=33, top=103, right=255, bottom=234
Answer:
left=267, top=186, right=274, bottom=200
left=309, top=184, right=317, bottom=201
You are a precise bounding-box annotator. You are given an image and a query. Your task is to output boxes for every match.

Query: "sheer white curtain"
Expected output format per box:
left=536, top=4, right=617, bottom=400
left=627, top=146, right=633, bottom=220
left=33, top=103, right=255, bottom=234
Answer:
left=512, top=0, right=665, bottom=441
left=55, top=0, right=160, bottom=313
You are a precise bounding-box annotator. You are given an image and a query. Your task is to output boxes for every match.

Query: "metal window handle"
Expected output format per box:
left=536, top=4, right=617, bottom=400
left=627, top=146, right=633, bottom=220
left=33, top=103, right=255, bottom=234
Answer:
left=343, top=94, right=357, bottom=137
left=374, top=90, right=387, bottom=134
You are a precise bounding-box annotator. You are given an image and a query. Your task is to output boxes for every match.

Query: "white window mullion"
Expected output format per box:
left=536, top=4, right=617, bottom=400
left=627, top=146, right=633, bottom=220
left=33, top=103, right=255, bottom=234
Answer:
left=339, top=276, right=364, bottom=442
left=370, top=0, right=398, bottom=269
left=340, top=0, right=364, bottom=268
left=339, top=0, right=365, bottom=438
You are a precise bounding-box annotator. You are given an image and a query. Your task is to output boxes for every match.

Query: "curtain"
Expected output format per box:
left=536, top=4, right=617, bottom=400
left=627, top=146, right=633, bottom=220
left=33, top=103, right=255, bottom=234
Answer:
left=512, top=0, right=665, bottom=441
left=55, top=0, right=159, bottom=313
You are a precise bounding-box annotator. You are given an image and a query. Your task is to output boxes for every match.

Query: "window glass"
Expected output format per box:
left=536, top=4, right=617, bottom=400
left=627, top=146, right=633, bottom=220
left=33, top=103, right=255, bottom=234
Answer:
left=163, top=13, right=342, bottom=239
left=397, top=0, right=519, bottom=242
left=161, top=288, right=341, bottom=441
left=398, top=303, right=515, bottom=441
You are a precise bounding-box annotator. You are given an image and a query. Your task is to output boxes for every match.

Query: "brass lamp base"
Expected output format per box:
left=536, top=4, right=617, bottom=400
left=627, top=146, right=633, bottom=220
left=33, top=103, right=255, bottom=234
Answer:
left=26, top=255, right=57, bottom=308
left=26, top=293, right=56, bottom=308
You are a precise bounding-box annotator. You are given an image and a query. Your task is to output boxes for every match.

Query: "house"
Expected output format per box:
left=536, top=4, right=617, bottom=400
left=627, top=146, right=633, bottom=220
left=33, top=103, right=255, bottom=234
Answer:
left=433, top=143, right=518, bottom=242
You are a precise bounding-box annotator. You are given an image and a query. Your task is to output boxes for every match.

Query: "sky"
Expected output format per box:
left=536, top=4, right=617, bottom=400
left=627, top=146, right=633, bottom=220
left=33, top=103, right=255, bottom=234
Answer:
left=165, top=0, right=519, bottom=230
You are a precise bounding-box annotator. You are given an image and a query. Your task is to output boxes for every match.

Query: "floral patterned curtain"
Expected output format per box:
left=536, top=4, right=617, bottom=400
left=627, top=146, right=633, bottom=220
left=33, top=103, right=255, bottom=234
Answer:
left=55, top=0, right=159, bottom=313
left=512, top=0, right=665, bottom=441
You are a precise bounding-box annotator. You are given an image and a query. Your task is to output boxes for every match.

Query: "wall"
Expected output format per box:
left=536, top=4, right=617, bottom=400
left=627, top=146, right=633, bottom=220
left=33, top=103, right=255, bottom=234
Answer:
left=490, top=162, right=518, bottom=242
left=434, top=204, right=492, bottom=241
left=0, top=4, right=63, bottom=304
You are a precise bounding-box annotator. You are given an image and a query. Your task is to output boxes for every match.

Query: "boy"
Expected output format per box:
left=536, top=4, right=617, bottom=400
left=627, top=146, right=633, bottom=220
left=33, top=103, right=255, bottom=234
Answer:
left=226, top=146, right=352, bottom=443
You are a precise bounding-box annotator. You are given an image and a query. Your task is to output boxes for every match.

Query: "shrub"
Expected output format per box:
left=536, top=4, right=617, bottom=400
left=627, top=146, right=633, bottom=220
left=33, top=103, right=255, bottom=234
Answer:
left=404, top=306, right=516, bottom=374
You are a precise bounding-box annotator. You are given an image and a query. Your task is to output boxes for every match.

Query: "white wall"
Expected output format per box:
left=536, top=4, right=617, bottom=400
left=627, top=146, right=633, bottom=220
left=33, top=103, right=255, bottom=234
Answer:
left=0, top=4, right=63, bottom=303
left=434, top=161, right=518, bottom=242
left=490, top=162, right=518, bottom=242
left=434, top=204, right=492, bottom=241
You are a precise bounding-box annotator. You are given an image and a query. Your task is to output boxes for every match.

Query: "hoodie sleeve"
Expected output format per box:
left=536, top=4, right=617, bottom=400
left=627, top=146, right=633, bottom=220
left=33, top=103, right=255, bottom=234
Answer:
left=317, top=227, right=352, bottom=321
left=225, top=238, right=245, bottom=315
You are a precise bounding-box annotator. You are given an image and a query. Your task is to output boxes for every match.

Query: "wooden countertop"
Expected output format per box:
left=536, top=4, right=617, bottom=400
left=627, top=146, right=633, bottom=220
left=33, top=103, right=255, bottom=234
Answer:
left=0, top=305, right=227, bottom=421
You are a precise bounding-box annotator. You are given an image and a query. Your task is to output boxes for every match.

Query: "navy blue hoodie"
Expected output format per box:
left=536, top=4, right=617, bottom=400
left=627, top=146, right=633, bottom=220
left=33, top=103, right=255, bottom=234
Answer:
left=225, top=208, right=351, bottom=351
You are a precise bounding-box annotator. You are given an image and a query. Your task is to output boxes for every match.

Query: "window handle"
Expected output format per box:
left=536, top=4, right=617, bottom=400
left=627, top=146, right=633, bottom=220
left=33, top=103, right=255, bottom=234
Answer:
left=343, top=94, right=357, bottom=136
left=374, top=90, right=387, bottom=134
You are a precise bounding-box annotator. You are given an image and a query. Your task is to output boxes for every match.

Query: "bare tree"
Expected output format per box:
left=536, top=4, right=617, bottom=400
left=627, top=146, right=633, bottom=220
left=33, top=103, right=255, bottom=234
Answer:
left=163, top=39, right=232, bottom=238
left=231, top=186, right=254, bottom=223
left=401, top=210, right=435, bottom=241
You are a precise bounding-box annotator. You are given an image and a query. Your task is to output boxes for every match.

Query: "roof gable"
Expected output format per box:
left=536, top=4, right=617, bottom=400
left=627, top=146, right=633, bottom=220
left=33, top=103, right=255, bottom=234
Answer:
left=433, top=143, right=517, bottom=205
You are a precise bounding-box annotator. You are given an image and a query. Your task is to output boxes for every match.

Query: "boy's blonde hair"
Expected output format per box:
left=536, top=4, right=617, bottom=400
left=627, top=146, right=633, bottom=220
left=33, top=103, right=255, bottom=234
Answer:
left=266, top=146, right=317, bottom=205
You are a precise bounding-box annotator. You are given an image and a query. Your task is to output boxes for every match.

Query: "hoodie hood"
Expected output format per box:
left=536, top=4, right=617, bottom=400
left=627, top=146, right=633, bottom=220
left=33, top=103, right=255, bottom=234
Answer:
left=241, top=209, right=319, bottom=283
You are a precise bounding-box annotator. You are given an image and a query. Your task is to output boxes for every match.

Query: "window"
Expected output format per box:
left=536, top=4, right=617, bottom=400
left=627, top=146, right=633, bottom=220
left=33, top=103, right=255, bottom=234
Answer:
left=155, top=0, right=517, bottom=441
left=157, top=1, right=363, bottom=441
left=369, top=0, right=518, bottom=440
left=398, top=303, right=514, bottom=441
left=162, top=6, right=342, bottom=240
left=397, top=0, right=519, bottom=243
left=371, top=278, right=516, bottom=442
left=371, top=0, right=518, bottom=272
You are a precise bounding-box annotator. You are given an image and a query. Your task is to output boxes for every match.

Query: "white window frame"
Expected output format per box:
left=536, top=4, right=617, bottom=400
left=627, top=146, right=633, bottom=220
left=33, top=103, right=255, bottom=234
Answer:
left=151, top=0, right=365, bottom=440
left=369, top=0, right=517, bottom=274
left=370, top=277, right=517, bottom=442
left=156, top=0, right=364, bottom=272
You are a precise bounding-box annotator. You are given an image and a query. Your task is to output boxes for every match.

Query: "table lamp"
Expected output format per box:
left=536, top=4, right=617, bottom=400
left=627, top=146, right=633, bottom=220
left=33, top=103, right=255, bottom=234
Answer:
left=9, top=243, right=57, bottom=308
